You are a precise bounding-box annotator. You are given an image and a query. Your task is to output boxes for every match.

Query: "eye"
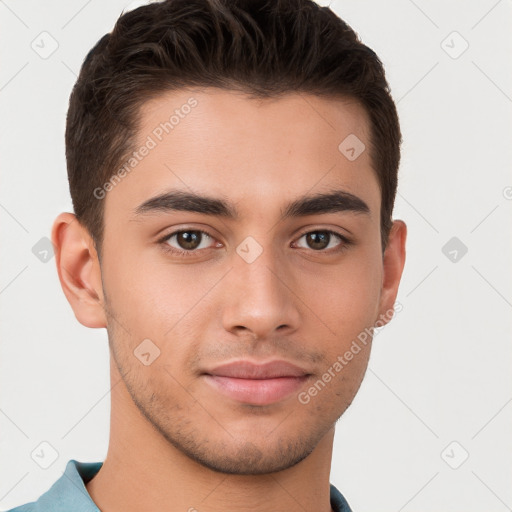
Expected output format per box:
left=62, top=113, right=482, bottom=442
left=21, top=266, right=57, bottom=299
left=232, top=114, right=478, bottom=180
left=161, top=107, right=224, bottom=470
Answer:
left=293, top=229, right=352, bottom=253
left=159, top=229, right=220, bottom=257
left=158, top=227, right=353, bottom=258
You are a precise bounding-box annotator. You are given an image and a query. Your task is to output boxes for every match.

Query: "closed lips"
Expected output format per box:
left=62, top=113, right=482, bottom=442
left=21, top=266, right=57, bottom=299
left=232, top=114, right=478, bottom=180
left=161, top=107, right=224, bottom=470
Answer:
left=204, top=360, right=311, bottom=379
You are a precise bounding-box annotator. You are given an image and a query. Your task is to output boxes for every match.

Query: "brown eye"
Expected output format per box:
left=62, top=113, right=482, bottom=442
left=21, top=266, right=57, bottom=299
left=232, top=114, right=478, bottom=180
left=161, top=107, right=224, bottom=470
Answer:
left=175, top=231, right=203, bottom=250
left=304, top=231, right=331, bottom=250
left=294, top=230, right=351, bottom=253
left=162, top=229, right=215, bottom=254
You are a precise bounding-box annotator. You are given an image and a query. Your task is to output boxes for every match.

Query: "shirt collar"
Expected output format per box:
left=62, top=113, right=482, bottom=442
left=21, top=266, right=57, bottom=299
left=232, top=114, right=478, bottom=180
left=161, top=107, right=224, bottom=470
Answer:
left=36, top=459, right=102, bottom=511
left=330, top=483, right=353, bottom=512
left=32, top=460, right=351, bottom=512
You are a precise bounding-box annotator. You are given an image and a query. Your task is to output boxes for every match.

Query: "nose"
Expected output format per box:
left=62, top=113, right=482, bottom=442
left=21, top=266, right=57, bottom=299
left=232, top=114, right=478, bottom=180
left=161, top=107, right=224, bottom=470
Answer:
left=220, top=243, right=301, bottom=340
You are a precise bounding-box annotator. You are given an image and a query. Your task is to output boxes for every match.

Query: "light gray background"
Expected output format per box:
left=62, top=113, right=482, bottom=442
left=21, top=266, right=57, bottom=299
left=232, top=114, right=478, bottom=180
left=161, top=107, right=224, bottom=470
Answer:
left=1, top=1, right=511, bottom=511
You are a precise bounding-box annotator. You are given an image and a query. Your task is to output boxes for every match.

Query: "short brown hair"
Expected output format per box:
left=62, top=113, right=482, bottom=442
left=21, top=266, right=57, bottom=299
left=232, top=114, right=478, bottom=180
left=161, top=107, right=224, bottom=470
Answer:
left=65, top=0, right=401, bottom=257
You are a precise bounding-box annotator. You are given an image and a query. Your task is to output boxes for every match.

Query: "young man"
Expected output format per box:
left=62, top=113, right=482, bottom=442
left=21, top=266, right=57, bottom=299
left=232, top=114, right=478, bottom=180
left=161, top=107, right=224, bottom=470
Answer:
left=9, top=0, right=406, bottom=510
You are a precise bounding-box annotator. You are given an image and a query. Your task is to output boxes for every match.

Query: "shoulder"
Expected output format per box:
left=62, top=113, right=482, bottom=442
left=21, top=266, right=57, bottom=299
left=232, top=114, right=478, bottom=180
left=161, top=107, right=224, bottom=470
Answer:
left=330, top=482, right=353, bottom=512
left=3, top=459, right=103, bottom=512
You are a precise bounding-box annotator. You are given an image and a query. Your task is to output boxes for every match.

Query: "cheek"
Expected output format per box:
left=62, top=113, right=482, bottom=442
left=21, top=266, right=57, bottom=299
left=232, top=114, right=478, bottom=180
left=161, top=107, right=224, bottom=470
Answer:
left=102, top=244, right=196, bottom=325
left=292, top=250, right=382, bottom=398
left=297, top=250, right=383, bottom=338
left=101, top=247, right=223, bottom=371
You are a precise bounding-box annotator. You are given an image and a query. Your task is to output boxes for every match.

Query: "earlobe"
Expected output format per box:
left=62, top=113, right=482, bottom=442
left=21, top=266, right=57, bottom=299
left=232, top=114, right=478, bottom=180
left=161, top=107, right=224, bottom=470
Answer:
left=376, top=220, right=407, bottom=326
left=51, top=212, right=107, bottom=329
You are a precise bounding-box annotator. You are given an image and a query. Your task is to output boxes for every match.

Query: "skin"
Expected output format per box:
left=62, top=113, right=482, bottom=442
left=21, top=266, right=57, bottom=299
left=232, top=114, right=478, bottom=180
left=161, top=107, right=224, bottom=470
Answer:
left=52, top=88, right=406, bottom=512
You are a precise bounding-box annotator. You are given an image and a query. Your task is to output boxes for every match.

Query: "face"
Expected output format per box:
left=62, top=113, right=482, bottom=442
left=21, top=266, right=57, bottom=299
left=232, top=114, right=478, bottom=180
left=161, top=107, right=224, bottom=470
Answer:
left=96, top=88, right=396, bottom=474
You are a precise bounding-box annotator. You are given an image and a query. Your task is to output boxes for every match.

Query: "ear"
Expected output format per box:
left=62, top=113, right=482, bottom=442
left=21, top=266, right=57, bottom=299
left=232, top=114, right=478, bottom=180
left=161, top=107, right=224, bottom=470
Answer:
left=51, top=212, right=107, bottom=328
left=376, top=220, right=407, bottom=326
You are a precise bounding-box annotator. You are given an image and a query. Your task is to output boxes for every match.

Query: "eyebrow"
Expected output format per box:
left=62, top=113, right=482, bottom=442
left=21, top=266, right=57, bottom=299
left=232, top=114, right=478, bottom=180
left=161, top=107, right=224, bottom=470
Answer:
left=131, top=189, right=370, bottom=221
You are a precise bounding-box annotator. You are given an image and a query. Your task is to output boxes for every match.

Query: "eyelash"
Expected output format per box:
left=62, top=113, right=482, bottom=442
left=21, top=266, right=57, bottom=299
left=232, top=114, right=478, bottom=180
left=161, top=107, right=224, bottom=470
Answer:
left=158, top=228, right=353, bottom=258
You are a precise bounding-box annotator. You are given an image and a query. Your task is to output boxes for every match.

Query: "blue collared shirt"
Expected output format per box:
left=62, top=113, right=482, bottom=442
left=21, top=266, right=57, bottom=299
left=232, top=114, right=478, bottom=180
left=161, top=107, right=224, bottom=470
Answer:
left=6, top=459, right=353, bottom=511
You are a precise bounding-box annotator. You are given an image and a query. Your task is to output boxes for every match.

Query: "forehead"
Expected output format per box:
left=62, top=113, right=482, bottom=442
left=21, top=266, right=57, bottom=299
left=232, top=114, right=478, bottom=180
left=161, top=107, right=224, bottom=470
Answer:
left=104, top=87, right=380, bottom=222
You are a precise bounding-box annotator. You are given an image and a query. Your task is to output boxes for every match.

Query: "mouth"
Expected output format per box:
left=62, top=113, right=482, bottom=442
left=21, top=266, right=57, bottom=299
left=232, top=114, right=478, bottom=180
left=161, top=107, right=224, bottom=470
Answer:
left=202, top=360, right=312, bottom=406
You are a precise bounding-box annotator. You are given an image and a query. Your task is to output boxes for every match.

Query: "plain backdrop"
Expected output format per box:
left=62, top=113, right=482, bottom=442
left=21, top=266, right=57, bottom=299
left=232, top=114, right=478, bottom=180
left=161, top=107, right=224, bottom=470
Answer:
left=1, top=1, right=511, bottom=511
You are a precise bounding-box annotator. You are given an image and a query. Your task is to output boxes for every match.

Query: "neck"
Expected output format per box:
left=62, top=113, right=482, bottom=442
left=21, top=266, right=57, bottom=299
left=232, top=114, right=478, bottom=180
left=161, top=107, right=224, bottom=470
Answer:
left=86, top=360, right=336, bottom=512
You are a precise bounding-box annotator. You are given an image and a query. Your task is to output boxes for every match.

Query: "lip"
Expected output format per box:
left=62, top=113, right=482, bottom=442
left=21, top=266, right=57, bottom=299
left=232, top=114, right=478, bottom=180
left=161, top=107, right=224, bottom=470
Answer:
left=202, top=360, right=311, bottom=405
